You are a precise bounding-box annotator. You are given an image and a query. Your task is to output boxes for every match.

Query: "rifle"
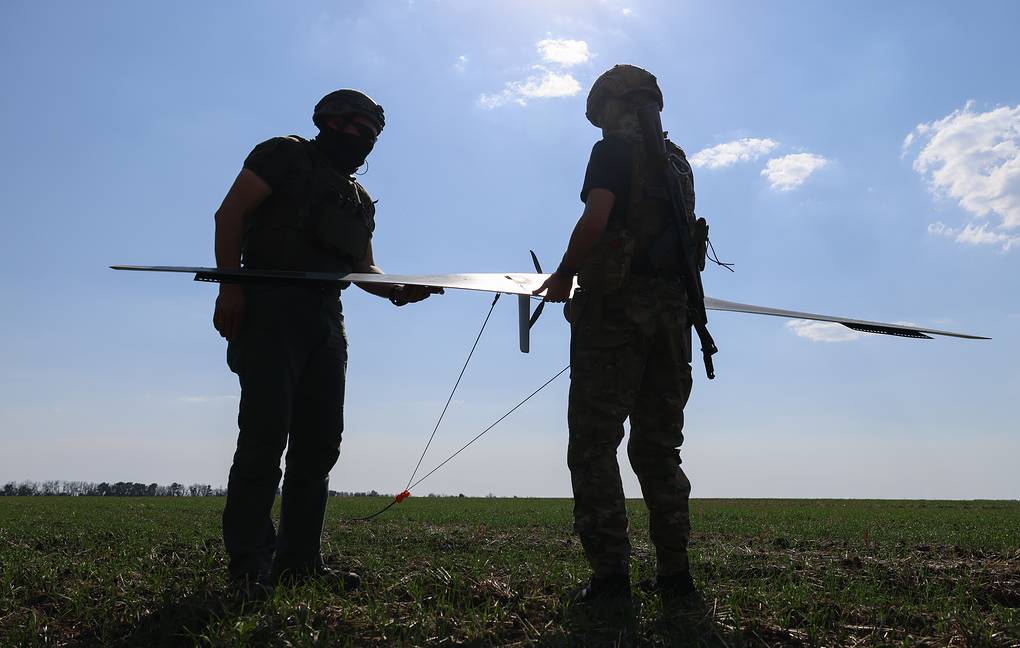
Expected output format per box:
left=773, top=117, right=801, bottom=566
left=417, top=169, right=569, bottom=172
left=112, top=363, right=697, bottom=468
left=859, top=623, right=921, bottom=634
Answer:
left=634, top=102, right=719, bottom=379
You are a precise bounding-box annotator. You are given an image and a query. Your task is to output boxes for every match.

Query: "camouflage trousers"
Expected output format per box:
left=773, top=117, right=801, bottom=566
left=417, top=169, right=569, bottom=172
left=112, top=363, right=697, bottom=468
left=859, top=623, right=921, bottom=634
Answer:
left=567, top=277, right=694, bottom=579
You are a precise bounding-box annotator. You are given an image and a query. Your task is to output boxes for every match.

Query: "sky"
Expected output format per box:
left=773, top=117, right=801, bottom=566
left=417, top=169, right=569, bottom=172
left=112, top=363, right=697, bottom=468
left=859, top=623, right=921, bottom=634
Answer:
left=1, top=0, right=1017, bottom=499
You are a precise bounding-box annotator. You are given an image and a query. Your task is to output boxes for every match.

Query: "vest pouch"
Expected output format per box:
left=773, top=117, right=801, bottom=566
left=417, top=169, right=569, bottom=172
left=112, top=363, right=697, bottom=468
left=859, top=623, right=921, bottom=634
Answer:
left=694, top=217, right=709, bottom=272
left=578, top=228, right=634, bottom=294
left=645, top=227, right=683, bottom=275
left=309, top=181, right=375, bottom=265
left=242, top=219, right=309, bottom=270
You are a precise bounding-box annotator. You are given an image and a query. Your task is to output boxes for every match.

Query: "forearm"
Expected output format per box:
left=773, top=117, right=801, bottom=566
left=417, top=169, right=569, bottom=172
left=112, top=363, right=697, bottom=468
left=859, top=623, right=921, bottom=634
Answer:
left=558, top=216, right=605, bottom=273
left=351, top=250, right=394, bottom=298
left=350, top=242, right=439, bottom=304
left=214, top=208, right=245, bottom=270
left=354, top=265, right=396, bottom=298
left=554, top=188, right=613, bottom=275
left=213, top=169, right=271, bottom=271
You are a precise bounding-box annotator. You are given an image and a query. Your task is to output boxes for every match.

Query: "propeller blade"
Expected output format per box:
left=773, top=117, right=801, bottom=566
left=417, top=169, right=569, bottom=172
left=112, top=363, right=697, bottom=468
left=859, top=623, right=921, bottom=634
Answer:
left=529, top=300, right=546, bottom=329
left=529, top=250, right=543, bottom=274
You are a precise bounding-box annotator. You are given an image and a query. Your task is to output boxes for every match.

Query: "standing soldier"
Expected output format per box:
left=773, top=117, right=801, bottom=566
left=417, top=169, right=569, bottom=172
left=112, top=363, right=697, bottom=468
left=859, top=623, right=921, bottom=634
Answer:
left=535, top=65, right=708, bottom=606
left=212, top=89, right=436, bottom=596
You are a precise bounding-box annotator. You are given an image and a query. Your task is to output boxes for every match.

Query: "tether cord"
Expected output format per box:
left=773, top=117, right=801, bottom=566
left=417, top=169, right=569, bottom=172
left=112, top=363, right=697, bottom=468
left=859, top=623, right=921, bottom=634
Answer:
left=352, top=364, right=570, bottom=522
left=353, top=497, right=401, bottom=521
left=351, top=294, right=499, bottom=523
left=403, top=292, right=501, bottom=491
left=408, top=364, right=569, bottom=492
left=706, top=238, right=735, bottom=272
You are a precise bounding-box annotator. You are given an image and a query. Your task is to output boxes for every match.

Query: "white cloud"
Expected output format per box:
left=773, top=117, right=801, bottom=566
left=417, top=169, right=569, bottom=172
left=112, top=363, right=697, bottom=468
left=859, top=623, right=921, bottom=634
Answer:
left=180, top=394, right=239, bottom=404
left=454, top=55, right=468, bottom=73
left=956, top=223, right=1020, bottom=249
left=761, top=153, right=829, bottom=191
left=905, top=101, right=1020, bottom=251
left=478, top=39, right=591, bottom=110
left=536, top=39, right=591, bottom=66
left=785, top=320, right=864, bottom=342
left=479, top=69, right=583, bottom=109
left=622, top=7, right=633, bottom=16
left=927, top=220, right=1020, bottom=251
left=690, top=138, right=778, bottom=169
left=901, top=131, right=914, bottom=151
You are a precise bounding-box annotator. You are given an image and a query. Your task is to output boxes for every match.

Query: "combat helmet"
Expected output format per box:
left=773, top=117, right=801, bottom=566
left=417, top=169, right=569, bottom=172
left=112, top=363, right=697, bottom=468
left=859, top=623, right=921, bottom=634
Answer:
left=313, top=89, right=386, bottom=133
left=585, top=64, right=663, bottom=127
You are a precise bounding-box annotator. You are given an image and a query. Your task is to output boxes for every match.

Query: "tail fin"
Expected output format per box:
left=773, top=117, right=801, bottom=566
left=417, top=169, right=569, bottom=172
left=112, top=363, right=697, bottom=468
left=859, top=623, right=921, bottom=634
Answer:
left=518, top=250, right=547, bottom=353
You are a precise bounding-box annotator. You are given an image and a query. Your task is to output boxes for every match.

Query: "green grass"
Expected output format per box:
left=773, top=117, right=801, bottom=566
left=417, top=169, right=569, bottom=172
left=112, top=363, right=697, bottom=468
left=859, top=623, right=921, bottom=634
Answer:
left=1, top=497, right=1018, bottom=646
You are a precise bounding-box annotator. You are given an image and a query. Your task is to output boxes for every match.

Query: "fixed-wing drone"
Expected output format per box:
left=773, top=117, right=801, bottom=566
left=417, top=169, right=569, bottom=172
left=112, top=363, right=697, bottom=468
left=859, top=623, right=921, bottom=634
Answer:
left=111, top=262, right=989, bottom=353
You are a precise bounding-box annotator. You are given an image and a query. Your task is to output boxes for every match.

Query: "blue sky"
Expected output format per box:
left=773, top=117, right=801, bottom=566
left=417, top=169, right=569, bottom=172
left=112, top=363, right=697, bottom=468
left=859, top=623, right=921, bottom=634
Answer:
left=1, top=0, right=1017, bottom=498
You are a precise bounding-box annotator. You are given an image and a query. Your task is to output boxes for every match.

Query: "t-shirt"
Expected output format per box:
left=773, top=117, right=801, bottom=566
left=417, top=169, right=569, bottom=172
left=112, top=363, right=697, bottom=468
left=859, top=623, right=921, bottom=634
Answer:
left=242, top=136, right=308, bottom=191
left=580, top=136, right=634, bottom=226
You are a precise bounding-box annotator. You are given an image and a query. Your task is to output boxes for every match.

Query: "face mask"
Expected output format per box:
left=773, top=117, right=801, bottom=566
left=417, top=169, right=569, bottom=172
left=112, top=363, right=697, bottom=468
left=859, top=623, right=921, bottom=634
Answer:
left=314, top=128, right=376, bottom=173
left=601, top=112, right=644, bottom=144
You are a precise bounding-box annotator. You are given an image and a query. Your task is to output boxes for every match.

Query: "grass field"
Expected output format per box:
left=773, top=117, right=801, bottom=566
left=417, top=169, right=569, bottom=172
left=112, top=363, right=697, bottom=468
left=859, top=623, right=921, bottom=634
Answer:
left=1, top=497, right=1018, bottom=646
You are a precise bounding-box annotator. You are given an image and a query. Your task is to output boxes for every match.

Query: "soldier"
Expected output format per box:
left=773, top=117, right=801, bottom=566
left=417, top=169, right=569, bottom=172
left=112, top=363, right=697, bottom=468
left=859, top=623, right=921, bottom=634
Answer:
left=212, top=89, right=437, bottom=595
left=535, top=65, right=704, bottom=605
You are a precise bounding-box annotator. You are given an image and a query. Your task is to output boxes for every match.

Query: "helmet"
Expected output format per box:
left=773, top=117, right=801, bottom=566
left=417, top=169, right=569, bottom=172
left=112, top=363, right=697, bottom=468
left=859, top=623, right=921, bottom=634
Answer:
left=313, top=89, right=386, bottom=133
left=585, top=64, right=663, bottom=127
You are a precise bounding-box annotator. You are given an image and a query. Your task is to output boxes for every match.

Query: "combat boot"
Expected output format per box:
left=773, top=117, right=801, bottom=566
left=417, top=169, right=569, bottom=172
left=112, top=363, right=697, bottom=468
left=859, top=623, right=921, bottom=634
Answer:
left=638, top=571, right=697, bottom=598
left=640, top=572, right=709, bottom=620
left=573, top=574, right=632, bottom=604
left=272, top=562, right=361, bottom=592
left=229, top=573, right=274, bottom=604
left=312, top=564, right=362, bottom=592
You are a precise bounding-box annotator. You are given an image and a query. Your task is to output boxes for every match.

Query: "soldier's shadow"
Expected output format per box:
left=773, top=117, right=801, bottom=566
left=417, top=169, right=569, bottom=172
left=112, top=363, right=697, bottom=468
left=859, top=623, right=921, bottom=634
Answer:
left=554, top=597, right=731, bottom=647
left=557, top=598, right=638, bottom=647
left=644, top=606, right=732, bottom=647
left=67, top=591, right=252, bottom=648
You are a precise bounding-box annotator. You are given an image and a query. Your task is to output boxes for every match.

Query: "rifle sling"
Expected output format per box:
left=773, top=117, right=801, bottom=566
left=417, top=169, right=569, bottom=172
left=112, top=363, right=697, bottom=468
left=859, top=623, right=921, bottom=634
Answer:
left=635, top=104, right=719, bottom=379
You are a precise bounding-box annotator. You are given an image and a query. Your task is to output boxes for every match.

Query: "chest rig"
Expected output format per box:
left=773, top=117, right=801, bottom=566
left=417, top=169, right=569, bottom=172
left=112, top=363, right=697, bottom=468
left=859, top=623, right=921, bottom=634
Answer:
left=242, top=136, right=376, bottom=274
left=577, top=140, right=705, bottom=295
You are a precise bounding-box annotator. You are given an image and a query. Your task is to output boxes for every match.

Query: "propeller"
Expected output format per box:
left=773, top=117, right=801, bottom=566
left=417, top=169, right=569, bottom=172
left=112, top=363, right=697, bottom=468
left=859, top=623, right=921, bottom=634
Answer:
left=528, top=250, right=545, bottom=329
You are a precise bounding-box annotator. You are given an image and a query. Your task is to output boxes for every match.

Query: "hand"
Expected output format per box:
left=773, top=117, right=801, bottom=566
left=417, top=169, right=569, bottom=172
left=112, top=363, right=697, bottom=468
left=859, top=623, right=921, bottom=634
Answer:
left=390, top=284, right=444, bottom=306
left=213, top=284, right=245, bottom=340
left=534, top=273, right=573, bottom=303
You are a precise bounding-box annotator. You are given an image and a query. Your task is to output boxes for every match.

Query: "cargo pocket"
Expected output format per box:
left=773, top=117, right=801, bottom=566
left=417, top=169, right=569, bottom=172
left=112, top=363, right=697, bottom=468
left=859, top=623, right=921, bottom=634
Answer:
left=226, top=339, right=243, bottom=375
left=565, top=289, right=589, bottom=325
left=569, top=305, right=641, bottom=424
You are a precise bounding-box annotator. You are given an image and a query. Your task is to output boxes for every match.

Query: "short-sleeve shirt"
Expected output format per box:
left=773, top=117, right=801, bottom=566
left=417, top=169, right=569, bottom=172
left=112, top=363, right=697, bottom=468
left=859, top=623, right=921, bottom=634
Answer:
left=580, top=136, right=634, bottom=226
left=242, top=136, right=308, bottom=192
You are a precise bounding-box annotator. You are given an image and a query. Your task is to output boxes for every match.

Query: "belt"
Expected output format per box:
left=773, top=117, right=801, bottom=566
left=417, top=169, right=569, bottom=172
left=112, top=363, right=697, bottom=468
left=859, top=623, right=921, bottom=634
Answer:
left=247, top=281, right=341, bottom=301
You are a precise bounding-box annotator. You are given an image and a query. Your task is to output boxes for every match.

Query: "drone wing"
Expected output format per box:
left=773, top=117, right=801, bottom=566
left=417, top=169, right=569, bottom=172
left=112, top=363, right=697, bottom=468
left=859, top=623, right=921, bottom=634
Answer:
left=110, top=266, right=548, bottom=294
left=111, top=265, right=988, bottom=343
left=704, top=297, right=988, bottom=340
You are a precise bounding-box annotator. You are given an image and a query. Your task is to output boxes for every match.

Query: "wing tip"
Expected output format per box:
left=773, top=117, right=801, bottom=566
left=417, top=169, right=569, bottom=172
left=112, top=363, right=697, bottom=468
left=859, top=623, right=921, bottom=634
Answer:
left=841, top=322, right=932, bottom=339
left=841, top=322, right=991, bottom=341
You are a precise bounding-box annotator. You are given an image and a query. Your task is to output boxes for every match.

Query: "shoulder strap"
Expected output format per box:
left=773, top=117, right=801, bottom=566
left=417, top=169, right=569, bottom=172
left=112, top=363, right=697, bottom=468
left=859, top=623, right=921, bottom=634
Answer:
left=624, top=142, right=643, bottom=225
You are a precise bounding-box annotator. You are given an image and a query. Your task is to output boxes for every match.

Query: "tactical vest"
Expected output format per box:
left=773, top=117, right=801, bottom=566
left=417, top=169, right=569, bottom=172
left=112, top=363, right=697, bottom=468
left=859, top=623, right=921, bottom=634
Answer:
left=577, top=140, right=705, bottom=294
left=242, top=136, right=376, bottom=274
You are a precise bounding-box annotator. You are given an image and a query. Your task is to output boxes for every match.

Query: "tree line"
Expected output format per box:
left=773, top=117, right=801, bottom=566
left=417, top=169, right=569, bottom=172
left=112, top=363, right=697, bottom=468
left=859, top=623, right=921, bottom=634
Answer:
left=1, top=481, right=223, bottom=497
left=0, top=481, right=458, bottom=498
left=0, top=480, right=490, bottom=498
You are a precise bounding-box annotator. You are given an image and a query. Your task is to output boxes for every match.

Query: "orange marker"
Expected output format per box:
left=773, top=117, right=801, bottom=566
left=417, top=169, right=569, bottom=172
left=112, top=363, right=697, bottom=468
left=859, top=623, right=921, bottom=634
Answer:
left=395, top=490, right=411, bottom=503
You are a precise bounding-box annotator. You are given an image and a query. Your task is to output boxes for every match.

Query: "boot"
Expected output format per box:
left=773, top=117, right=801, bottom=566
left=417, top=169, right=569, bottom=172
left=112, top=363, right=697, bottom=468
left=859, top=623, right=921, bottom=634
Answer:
left=573, top=574, right=632, bottom=604
left=272, top=562, right=361, bottom=592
